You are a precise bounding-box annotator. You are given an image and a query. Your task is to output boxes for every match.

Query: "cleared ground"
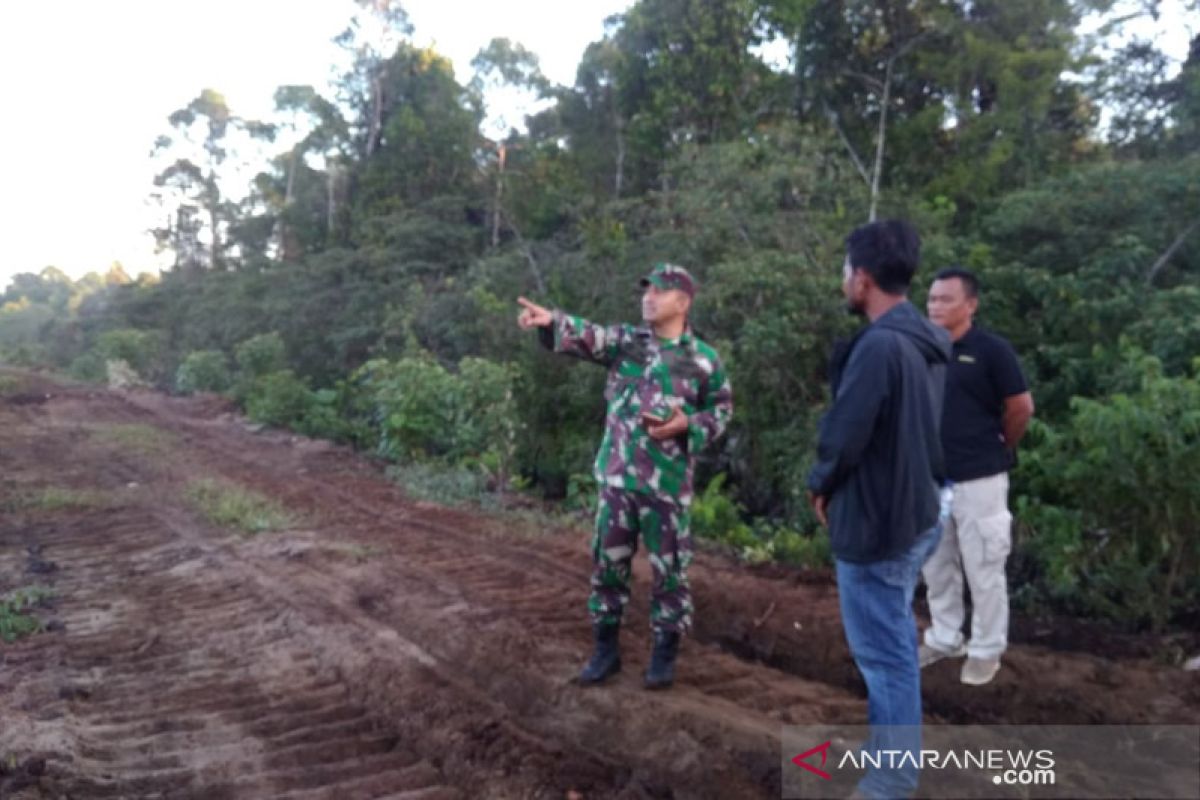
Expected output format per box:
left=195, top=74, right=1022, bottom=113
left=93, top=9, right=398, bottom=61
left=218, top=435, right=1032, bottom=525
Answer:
left=1, top=371, right=1196, bottom=798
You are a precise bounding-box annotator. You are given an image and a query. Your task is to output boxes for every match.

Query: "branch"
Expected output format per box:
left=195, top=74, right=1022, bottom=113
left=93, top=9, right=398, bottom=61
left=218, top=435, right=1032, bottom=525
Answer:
left=869, top=55, right=895, bottom=223
left=823, top=100, right=872, bottom=189
left=841, top=69, right=884, bottom=92
left=1147, top=216, right=1200, bottom=285
left=501, top=210, right=546, bottom=295
left=865, top=32, right=928, bottom=222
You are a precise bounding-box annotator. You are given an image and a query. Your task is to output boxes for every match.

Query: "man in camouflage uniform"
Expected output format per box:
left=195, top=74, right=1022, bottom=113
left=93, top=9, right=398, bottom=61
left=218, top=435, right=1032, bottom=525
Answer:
left=517, top=263, right=733, bottom=689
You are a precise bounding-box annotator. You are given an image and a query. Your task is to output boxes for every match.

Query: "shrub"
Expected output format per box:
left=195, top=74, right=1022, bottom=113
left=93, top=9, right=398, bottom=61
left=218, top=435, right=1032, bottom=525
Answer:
left=68, top=351, right=107, bottom=383
left=1014, top=350, right=1200, bottom=629
left=354, top=354, right=520, bottom=479
left=244, top=370, right=313, bottom=428
left=96, top=328, right=165, bottom=382
left=234, top=332, right=288, bottom=378
left=176, top=349, right=231, bottom=394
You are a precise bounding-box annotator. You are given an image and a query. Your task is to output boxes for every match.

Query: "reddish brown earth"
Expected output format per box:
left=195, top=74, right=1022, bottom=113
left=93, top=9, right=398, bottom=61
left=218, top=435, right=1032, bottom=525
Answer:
left=1, top=371, right=1196, bottom=799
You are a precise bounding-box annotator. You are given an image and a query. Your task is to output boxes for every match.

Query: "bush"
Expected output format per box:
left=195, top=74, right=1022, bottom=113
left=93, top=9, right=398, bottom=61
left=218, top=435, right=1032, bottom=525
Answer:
left=176, top=350, right=231, bottom=394
left=244, top=370, right=313, bottom=428
left=691, top=473, right=831, bottom=567
left=0, top=343, right=49, bottom=367
left=354, top=354, right=520, bottom=480
left=234, top=332, right=287, bottom=378
left=1014, top=350, right=1200, bottom=629
left=68, top=351, right=107, bottom=383
left=691, top=474, right=762, bottom=553
left=96, top=328, right=166, bottom=382
left=766, top=526, right=833, bottom=568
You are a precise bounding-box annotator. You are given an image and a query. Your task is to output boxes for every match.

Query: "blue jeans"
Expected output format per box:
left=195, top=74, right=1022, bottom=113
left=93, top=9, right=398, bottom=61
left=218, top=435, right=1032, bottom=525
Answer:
left=836, top=525, right=942, bottom=800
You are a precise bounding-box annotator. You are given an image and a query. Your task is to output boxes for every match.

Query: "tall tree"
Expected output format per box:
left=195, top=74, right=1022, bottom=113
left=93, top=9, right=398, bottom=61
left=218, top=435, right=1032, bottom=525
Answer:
left=470, top=38, right=550, bottom=248
left=334, top=0, right=414, bottom=159
left=151, top=89, right=274, bottom=271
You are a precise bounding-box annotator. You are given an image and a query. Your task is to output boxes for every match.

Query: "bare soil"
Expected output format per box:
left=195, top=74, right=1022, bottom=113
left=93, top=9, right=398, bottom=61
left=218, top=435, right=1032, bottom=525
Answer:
left=1, top=371, right=1196, bottom=799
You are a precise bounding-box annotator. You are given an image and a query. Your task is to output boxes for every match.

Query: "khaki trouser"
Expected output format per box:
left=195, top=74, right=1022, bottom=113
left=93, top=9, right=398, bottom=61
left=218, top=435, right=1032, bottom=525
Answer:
left=921, top=473, right=1012, bottom=660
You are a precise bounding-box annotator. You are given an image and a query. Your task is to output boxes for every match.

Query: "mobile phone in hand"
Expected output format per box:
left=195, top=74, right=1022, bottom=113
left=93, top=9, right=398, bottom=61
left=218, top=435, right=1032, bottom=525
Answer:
left=641, top=408, right=669, bottom=424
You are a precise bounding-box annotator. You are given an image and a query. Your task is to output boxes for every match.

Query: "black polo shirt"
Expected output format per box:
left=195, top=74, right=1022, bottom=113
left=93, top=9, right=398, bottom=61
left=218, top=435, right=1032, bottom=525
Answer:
left=942, top=325, right=1028, bottom=482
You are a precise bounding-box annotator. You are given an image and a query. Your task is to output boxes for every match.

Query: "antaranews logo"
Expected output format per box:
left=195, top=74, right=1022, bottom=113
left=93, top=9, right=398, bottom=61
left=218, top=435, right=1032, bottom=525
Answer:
left=783, top=724, right=1200, bottom=800
left=791, top=741, right=833, bottom=780
left=791, top=742, right=1056, bottom=784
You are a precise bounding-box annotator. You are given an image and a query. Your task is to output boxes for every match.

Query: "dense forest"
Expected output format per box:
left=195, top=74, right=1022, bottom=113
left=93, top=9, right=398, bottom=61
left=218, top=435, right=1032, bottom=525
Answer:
left=3, top=0, right=1197, bottom=631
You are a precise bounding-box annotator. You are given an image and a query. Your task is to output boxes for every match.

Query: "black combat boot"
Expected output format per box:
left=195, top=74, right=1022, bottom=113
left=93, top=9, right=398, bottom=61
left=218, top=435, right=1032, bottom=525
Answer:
left=643, top=630, right=680, bottom=690
left=579, top=622, right=621, bottom=685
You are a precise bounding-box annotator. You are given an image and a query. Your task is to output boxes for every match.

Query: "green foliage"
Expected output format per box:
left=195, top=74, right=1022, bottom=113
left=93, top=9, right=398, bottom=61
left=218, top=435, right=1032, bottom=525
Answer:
left=296, top=385, right=363, bottom=443
left=691, top=474, right=831, bottom=567
left=96, top=328, right=166, bottom=382
left=0, top=586, right=53, bottom=643
left=244, top=370, right=313, bottom=428
left=90, top=423, right=176, bottom=456
left=385, top=462, right=492, bottom=507
left=691, top=474, right=757, bottom=547
left=234, top=332, right=288, bottom=378
left=176, top=349, right=232, bottom=394
left=185, top=478, right=295, bottom=534
left=68, top=351, right=107, bottom=383
left=355, top=355, right=520, bottom=478
left=0, top=375, right=23, bottom=395
left=1014, top=350, right=1200, bottom=629
left=3, top=486, right=109, bottom=513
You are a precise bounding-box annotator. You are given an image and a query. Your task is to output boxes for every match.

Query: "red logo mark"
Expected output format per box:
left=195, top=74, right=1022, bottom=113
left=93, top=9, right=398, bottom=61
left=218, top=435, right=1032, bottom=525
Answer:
left=792, top=740, right=833, bottom=780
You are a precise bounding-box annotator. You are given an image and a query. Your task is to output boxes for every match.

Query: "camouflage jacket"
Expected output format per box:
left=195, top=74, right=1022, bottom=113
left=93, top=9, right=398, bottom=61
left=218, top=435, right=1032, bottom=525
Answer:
left=540, top=311, right=733, bottom=505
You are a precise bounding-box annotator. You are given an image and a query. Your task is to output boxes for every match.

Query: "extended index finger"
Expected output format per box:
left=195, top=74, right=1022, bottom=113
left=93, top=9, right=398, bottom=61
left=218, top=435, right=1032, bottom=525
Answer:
left=516, top=296, right=541, bottom=311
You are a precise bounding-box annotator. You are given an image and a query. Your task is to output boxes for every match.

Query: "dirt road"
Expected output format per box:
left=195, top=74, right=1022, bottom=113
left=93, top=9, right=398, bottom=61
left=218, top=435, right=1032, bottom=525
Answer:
left=1, top=371, right=1196, bottom=798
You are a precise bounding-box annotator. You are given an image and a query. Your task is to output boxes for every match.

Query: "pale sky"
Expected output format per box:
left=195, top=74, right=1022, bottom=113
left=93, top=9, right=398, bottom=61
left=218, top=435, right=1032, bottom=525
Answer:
left=0, top=1, right=1194, bottom=291
left=0, top=0, right=633, bottom=289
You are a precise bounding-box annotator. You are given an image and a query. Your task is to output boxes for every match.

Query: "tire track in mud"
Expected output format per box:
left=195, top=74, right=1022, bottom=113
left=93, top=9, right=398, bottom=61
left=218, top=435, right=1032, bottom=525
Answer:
left=134, top=385, right=1194, bottom=730
left=3, top=379, right=855, bottom=798
left=1, top=374, right=1195, bottom=799
left=0, top=501, right=468, bottom=799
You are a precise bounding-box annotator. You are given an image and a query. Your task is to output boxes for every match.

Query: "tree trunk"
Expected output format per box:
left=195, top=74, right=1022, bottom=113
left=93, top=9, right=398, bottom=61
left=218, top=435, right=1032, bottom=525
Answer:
left=869, top=57, right=894, bottom=223
left=326, top=161, right=338, bottom=242
left=207, top=173, right=222, bottom=270
left=1148, top=216, right=1200, bottom=285
left=491, top=143, right=506, bottom=248
left=276, top=147, right=299, bottom=262
left=366, top=72, right=384, bottom=157
left=824, top=100, right=871, bottom=190
left=614, top=109, right=626, bottom=199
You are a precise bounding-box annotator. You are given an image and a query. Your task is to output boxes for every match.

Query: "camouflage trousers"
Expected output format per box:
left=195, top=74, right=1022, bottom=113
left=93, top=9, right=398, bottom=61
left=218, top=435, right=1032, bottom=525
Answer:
left=588, top=485, right=694, bottom=634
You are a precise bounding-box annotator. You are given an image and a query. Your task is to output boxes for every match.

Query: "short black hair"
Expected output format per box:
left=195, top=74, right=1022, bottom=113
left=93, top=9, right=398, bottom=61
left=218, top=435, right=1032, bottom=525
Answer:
left=845, top=219, right=921, bottom=295
left=933, top=266, right=980, bottom=299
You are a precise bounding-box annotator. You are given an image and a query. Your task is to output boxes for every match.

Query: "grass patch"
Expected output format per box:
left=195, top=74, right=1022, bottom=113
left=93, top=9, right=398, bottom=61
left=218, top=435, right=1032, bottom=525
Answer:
left=344, top=543, right=385, bottom=563
left=0, top=585, right=54, bottom=643
left=90, top=423, right=176, bottom=455
left=185, top=478, right=295, bottom=535
left=386, top=462, right=493, bottom=508
left=2, top=486, right=110, bottom=513
left=0, top=374, right=26, bottom=396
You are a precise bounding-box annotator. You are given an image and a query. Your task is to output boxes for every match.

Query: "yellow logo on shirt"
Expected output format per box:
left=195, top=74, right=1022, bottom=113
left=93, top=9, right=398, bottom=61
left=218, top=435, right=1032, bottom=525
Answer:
left=957, top=355, right=976, bottom=363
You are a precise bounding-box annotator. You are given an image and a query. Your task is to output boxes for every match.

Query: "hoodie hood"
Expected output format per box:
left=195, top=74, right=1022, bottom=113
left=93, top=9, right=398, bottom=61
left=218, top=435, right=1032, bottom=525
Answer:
left=874, top=301, right=951, bottom=365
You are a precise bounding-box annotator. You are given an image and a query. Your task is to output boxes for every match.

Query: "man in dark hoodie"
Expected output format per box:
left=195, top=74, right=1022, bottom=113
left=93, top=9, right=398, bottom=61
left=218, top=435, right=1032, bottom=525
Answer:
left=807, top=219, right=951, bottom=800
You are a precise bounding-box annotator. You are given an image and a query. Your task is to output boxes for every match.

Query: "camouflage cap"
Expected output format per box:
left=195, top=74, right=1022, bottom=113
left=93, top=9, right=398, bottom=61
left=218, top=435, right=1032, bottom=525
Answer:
left=639, top=262, right=696, bottom=299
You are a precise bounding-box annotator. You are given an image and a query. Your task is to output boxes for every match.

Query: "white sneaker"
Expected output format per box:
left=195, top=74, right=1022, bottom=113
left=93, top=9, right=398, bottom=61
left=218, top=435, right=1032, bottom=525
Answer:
left=919, top=642, right=966, bottom=668
left=961, top=657, right=1001, bottom=685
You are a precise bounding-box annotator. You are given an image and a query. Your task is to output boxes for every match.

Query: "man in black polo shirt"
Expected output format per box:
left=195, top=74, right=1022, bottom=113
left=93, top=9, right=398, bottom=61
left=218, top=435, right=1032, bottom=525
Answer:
left=920, top=267, right=1034, bottom=686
